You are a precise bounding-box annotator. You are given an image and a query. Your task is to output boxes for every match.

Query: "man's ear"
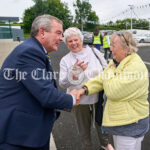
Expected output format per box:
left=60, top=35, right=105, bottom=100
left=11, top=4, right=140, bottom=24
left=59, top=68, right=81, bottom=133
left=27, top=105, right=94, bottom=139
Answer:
left=38, top=27, right=45, bottom=39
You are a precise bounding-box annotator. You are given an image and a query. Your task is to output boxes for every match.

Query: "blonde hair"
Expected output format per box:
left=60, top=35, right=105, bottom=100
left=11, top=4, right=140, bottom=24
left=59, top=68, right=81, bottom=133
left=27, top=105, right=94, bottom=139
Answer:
left=111, top=31, right=138, bottom=55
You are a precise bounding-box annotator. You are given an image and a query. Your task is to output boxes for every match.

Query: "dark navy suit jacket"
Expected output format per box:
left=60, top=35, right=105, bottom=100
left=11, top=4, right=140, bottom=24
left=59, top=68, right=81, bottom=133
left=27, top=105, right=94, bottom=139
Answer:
left=0, top=37, right=73, bottom=148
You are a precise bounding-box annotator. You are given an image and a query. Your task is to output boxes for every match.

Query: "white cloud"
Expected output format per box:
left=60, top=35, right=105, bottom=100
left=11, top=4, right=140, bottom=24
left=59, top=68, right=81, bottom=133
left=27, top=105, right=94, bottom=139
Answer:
left=0, top=0, right=150, bottom=23
left=0, top=0, right=34, bottom=19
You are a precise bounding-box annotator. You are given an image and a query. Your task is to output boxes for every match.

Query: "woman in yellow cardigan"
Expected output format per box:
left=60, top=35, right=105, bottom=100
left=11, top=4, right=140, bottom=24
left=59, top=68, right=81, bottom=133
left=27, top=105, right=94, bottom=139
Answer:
left=77, top=31, right=149, bottom=150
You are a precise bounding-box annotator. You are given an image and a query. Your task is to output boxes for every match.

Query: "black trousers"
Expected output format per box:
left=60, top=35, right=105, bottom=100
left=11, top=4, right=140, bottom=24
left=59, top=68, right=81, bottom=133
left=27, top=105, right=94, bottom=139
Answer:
left=104, top=48, right=112, bottom=60
left=0, top=141, right=49, bottom=150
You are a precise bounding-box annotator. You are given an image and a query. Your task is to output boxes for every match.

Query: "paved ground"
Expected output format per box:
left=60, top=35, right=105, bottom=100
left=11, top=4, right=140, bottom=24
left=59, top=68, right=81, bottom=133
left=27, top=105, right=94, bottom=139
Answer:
left=0, top=39, right=19, bottom=67
left=0, top=39, right=150, bottom=150
left=0, top=39, right=57, bottom=150
left=50, top=43, right=150, bottom=150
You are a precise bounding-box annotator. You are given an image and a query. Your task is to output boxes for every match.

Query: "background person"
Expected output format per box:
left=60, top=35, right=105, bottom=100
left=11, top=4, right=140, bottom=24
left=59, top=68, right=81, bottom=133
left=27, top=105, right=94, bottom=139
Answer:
left=76, top=31, right=149, bottom=150
left=0, top=14, right=80, bottom=150
left=92, top=27, right=103, bottom=51
left=59, top=27, right=114, bottom=150
left=103, top=32, right=112, bottom=60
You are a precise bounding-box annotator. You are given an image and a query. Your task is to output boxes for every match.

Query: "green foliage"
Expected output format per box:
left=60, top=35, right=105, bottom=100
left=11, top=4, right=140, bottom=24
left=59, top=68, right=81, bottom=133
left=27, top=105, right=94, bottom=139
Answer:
left=23, top=0, right=73, bottom=33
left=84, top=11, right=99, bottom=31
left=0, top=22, right=23, bottom=26
left=24, top=33, right=31, bottom=38
left=134, top=19, right=149, bottom=29
left=74, top=0, right=99, bottom=31
left=87, top=11, right=99, bottom=21
left=0, top=22, right=7, bottom=26
left=99, top=18, right=149, bottom=31
left=46, top=0, right=73, bottom=30
left=23, top=7, right=36, bottom=33
left=22, top=0, right=150, bottom=33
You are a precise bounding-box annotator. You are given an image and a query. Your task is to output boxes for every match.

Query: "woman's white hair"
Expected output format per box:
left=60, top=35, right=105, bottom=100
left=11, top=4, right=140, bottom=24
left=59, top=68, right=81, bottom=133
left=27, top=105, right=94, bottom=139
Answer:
left=63, top=27, right=84, bottom=44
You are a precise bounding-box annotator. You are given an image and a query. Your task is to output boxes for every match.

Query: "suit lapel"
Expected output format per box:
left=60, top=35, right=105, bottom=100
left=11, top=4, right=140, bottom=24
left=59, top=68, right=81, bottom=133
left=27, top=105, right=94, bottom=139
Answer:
left=31, top=37, right=57, bottom=88
left=45, top=56, right=57, bottom=88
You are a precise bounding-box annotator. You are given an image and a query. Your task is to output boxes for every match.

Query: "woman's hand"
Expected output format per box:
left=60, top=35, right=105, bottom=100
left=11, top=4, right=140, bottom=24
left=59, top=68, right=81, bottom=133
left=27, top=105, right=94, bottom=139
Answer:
left=70, top=89, right=81, bottom=105
left=76, top=86, right=88, bottom=100
left=75, top=89, right=85, bottom=101
left=74, top=59, right=88, bottom=71
left=69, top=88, right=86, bottom=105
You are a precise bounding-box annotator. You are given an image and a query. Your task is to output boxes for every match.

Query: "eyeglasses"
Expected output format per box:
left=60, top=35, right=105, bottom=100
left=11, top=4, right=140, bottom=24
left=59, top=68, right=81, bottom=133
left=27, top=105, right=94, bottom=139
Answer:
left=117, top=32, right=129, bottom=46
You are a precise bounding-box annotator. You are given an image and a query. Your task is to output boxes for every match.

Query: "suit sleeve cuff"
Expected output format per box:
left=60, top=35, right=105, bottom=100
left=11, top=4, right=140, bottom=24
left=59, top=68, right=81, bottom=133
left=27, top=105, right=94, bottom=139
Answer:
left=71, top=95, right=76, bottom=105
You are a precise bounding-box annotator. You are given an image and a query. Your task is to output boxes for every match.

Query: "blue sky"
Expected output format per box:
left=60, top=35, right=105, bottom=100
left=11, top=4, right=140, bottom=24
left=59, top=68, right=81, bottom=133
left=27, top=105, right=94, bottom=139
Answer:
left=0, top=0, right=150, bottom=23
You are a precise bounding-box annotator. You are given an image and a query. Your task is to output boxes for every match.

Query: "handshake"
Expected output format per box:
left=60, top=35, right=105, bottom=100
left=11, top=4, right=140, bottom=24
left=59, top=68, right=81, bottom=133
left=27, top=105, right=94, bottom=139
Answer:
left=69, top=87, right=87, bottom=105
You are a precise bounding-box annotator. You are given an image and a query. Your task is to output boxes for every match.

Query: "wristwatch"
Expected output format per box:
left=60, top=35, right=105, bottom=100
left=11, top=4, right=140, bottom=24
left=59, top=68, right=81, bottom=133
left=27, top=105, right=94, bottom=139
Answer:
left=82, top=85, right=88, bottom=95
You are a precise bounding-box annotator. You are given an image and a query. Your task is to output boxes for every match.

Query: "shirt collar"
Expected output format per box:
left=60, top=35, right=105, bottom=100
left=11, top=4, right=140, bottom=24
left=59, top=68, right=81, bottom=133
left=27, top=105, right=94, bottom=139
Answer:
left=42, top=46, right=48, bottom=54
left=113, top=59, right=120, bottom=67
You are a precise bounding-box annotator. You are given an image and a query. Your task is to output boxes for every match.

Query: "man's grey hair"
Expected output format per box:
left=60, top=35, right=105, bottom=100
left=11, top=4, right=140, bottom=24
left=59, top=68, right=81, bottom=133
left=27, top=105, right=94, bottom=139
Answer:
left=30, top=14, right=63, bottom=37
left=63, top=27, right=84, bottom=44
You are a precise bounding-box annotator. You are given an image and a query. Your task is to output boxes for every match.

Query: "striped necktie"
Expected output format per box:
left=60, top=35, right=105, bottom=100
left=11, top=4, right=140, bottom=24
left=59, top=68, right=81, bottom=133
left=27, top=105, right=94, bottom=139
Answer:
left=46, top=55, right=51, bottom=65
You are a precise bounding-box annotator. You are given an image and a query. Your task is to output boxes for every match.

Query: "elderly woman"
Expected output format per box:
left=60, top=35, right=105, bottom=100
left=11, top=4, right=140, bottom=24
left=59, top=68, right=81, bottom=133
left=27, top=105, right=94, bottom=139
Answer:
left=59, top=27, right=114, bottom=150
left=77, top=31, right=149, bottom=150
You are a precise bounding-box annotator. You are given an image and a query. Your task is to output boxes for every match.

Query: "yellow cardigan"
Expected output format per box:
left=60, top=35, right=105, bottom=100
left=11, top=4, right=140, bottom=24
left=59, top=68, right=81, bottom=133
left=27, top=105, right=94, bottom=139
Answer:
left=84, top=53, right=149, bottom=126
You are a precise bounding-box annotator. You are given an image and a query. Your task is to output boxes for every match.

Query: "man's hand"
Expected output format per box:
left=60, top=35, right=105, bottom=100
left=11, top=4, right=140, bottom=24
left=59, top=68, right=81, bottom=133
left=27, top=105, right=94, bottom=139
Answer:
left=70, top=86, right=88, bottom=105
left=70, top=89, right=80, bottom=105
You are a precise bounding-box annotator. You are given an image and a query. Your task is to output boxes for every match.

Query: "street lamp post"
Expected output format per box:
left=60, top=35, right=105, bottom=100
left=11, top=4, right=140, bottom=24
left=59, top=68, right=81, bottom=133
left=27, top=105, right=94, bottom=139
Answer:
left=148, top=18, right=150, bottom=30
left=8, top=20, right=12, bottom=38
left=80, top=0, right=83, bottom=31
left=128, top=5, right=134, bottom=31
left=126, top=22, right=128, bottom=30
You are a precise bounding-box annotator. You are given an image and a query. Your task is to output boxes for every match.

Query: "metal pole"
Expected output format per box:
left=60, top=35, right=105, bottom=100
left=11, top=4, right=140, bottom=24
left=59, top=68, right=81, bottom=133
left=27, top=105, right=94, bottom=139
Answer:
left=131, top=8, right=132, bottom=30
left=81, top=0, right=83, bottom=31
left=8, top=20, right=12, bottom=38
left=128, top=5, right=134, bottom=30
left=148, top=18, right=150, bottom=30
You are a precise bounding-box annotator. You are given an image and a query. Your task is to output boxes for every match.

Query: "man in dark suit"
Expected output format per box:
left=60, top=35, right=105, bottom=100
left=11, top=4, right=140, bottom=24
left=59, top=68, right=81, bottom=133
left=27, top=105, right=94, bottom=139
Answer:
left=0, top=14, right=79, bottom=150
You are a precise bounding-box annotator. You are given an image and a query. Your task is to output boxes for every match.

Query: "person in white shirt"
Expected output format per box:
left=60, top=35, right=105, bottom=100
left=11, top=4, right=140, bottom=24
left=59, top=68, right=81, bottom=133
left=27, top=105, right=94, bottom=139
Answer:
left=59, top=27, right=114, bottom=150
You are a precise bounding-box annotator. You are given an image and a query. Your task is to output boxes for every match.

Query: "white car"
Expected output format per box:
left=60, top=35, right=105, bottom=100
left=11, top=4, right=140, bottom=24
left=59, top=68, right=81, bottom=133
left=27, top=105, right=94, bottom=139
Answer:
left=134, top=34, right=150, bottom=43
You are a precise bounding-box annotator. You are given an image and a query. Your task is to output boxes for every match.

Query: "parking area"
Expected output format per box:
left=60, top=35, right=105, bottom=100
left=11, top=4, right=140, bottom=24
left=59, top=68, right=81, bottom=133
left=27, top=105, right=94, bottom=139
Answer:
left=0, top=39, right=19, bottom=67
left=0, top=39, right=57, bottom=150
left=0, top=39, right=150, bottom=150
